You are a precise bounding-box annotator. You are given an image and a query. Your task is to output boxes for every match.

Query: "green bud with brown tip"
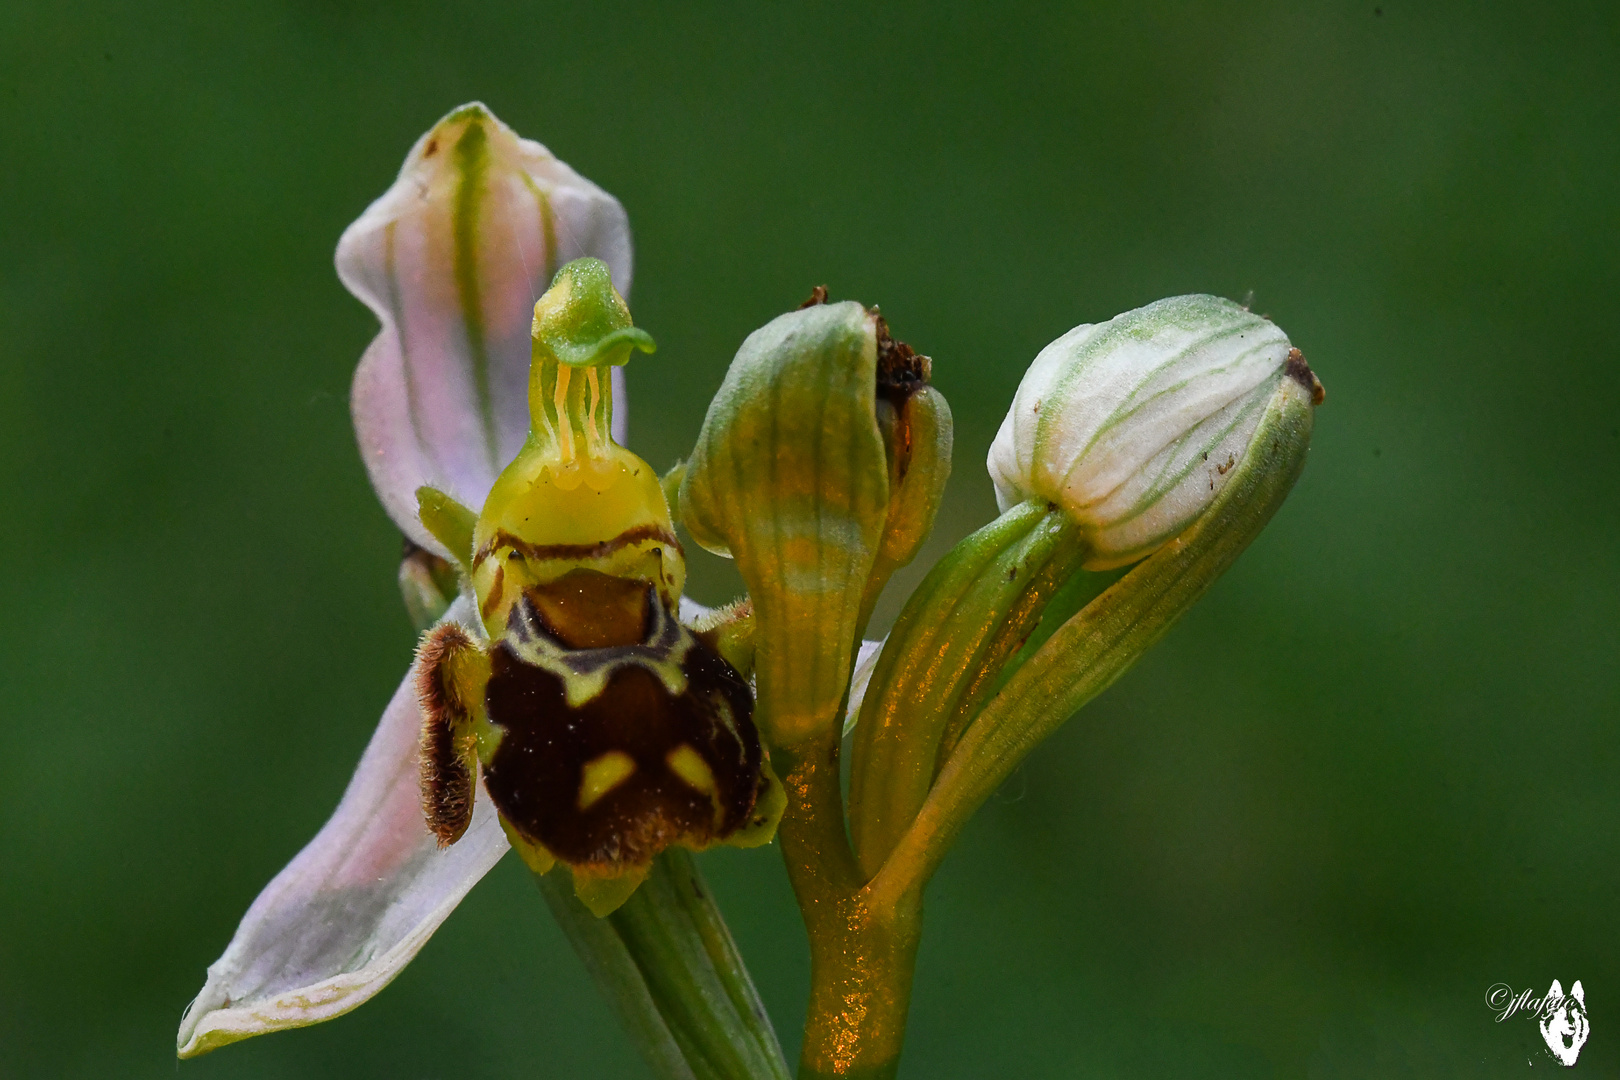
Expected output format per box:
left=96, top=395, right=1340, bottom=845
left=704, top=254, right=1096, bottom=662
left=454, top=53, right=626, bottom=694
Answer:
left=680, top=296, right=950, bottom=747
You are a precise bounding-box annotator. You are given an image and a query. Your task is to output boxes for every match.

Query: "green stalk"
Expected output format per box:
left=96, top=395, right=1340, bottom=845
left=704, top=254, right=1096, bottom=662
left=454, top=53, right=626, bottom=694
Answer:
left=772, top=739, right=920, bottom=1080
left=847, top=501, right=1084, bottom=877
left=774, top=504, right=1088, bottom=1076
left=535, top=852, right=790, bottom=1080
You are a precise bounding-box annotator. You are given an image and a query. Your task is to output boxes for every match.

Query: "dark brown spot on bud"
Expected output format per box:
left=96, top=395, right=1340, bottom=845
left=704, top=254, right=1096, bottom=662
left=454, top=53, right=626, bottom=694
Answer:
left=798, top=285, right=829, bottom=309
left=416, top=623, right=479, bottom=847
left=1284, top=348, right=1326, bottom=406
left=870, top=307, right=932, bottom=409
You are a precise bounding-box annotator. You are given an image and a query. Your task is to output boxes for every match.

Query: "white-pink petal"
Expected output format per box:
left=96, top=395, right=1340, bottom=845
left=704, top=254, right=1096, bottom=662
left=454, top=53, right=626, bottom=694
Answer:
left=177, top=599, right=509, bottom=1058
left=339, top=102, right=632, bottom=556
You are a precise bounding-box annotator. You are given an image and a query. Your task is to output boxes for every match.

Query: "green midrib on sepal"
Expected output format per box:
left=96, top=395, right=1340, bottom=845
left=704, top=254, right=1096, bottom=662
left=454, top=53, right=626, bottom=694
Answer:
left=381, top=220, right=431, bottom=456
left=517, top=170, right=558, bottom=283
left=452, top=115, right=498, bottom=473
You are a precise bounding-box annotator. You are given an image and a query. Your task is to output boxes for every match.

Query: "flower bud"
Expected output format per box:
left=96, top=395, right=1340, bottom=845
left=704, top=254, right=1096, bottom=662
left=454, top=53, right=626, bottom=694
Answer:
left=988, top=294, right=1324, bottom=569
left=680, top=298, right=946, bottom=746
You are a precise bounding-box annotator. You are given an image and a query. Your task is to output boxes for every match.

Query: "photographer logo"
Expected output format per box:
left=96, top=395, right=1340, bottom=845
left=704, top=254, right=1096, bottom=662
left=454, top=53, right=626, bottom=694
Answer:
left=1488, top=979, right=1588, bottom=1066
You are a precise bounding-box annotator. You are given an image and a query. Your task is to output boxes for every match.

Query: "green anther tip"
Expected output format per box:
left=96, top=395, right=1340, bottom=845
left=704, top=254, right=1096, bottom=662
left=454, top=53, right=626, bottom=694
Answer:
left=532, top=257, right=656, bottom=369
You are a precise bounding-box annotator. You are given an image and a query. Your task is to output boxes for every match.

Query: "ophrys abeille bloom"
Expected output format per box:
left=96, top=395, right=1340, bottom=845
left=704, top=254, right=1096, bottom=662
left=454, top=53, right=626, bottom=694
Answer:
left=413, top=257, right=782, bottom=918
left=179, top=103, right=659, bottom=1058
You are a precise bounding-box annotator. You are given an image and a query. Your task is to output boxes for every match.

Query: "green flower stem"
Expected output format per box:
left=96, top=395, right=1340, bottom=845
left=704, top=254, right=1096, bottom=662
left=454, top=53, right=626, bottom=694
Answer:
left=934, top=542, right=1117, bottom=764
left=773, top=741, right=921, bottom=1080
left=867, top=387, right=1314, bottom=912
left=774, top=501, right=1082, bottom=1077
left=534, top=868, right=697, bottom=1080
left=847, top=501, right=1083, bottom=878
left=795, top=889, right=921, bottom=1080
left=534, top=850, right=790, bottom=1080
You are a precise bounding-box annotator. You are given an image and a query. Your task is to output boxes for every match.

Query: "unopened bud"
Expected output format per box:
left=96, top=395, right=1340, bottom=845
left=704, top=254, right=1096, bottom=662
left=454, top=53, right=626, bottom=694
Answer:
left=988, top=294, right=1324, bottom=569
left=680, top=297, right=949, bottom=745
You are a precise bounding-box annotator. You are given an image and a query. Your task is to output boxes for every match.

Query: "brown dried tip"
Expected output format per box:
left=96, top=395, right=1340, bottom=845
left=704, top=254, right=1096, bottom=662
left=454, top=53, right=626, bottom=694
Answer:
left=1284, top=347, right=1327, bottom=406
left=870, top=307, right=932, bottom=408
left=798, top=285, right=829, bottom=309
left=416, top=623, right=478, bottom=847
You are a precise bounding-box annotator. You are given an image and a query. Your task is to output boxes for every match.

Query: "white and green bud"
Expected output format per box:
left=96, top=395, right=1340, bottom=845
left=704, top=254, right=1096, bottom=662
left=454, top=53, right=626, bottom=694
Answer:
left=988, top=294, right=1324, bottom=570
left=859, top=301, right=1323, bottom=909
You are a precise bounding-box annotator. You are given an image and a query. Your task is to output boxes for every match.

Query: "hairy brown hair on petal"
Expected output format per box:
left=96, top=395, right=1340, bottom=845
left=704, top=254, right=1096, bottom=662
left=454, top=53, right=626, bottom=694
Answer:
left=415, top=623, right=478, bottom=847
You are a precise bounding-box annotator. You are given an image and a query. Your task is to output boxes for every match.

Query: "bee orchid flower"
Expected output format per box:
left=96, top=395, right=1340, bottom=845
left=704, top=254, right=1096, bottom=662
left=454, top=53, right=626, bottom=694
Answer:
left=175, top=95, right=1328, bottom=1080
left=178, top=103, right=637, bottom=1058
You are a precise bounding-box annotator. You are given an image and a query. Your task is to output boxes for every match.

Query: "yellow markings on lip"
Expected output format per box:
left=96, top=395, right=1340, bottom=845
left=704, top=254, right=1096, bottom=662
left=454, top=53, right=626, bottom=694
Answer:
left=667, top=744, right=724, bottom=828
left=579, top=750, right=636, bottom=810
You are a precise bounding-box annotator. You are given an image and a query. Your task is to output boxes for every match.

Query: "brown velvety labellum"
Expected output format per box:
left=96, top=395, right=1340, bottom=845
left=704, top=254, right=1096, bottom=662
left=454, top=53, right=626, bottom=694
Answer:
left=482, top=636, right=762, bottom=868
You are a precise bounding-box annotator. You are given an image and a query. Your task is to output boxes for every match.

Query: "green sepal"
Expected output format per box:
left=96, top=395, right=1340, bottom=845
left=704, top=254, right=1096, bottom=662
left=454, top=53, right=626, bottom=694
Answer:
left=678, top=301, right=890, bottom=747
left=416, top=485, right=478, bottom=569
left=859, top=384, right=953, bottom=630
left=847, top=500, right=1083, bottom=876
left=398, top=543, right=461, bottom=632
left=934, top=558, right=1123, bottom=765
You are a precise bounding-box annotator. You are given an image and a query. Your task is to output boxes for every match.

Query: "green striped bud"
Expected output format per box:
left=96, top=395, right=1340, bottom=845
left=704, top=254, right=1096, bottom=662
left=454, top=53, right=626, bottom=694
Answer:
left=988, top=294, right=1324, bottom=570
left=680, top=297, right=949, bottom=746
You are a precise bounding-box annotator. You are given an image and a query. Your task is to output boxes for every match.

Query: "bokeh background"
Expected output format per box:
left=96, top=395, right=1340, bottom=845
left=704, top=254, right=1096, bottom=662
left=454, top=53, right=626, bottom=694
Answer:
left=3, top=2, right=1617, bottom=1076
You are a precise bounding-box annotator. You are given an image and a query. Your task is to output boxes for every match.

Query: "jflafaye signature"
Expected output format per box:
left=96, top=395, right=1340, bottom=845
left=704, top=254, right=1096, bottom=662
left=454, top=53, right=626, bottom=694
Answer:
left=1488, top=980, right=1589, bottom=1066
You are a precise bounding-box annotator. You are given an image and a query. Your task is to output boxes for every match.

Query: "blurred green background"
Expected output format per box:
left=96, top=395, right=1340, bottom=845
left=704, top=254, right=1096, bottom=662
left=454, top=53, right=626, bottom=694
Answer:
left=2, top=2, right=1617, bottom=1076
